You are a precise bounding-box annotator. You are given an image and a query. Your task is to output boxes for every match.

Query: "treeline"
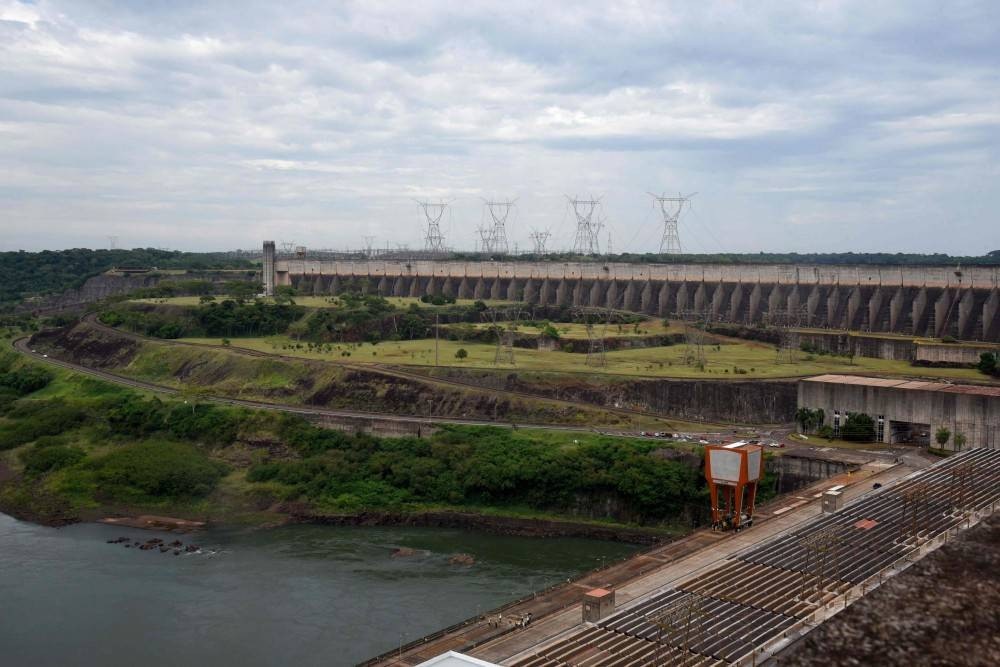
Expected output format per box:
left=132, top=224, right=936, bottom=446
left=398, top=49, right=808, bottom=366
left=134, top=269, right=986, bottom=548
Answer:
left=0, top=248, right=254, bottom=305
left=100, top=300, right=304, bottom=338
left=453, top=250, right=1000, bottom=266
left=248, top=423, right=709, bottom=524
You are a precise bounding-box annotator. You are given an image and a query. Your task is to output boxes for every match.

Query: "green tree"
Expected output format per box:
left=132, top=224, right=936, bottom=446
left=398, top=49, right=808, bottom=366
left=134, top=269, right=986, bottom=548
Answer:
left=935, top=427, right=951, bottom=448
left=842, top=413, right=875, bottom=442
left=455, top=348, right=468, bottom=361
left=978, top=352, right=998, bottom=376
left=954, top=432, right=967, bottom=450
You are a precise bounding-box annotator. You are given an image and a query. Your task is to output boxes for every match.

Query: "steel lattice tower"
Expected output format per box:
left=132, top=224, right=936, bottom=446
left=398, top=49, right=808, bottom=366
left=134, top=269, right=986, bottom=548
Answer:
left=416, top=200, right=448, bottom=252
left=528, top=229, right=551, bottom=254
left=650, top=192, right=695, bottom=254
left=479, top=199, right=514, bottom=255
left=568, top=196, right=602, bottom=255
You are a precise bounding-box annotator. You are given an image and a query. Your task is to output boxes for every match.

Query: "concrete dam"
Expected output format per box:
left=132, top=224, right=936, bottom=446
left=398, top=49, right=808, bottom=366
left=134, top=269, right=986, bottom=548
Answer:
left=270, top=252, right=1000, bottom=342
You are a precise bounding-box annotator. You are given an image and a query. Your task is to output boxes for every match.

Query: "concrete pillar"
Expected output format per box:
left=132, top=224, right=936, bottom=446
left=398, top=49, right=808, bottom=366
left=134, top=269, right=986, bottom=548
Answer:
left=846, top=286, right=863, bottom=330
left=692, top=282, right=707, bottom=314
left=605, top=280, right=619, bottom=310
left=441, top=277, right=455, bottom=299
left=710, top=282, right=726, bottom=319
left=748, top=283, right=763, bottom=324
left=826, top=287, right=841, bottom=328
left=376, top=276, right=389, bottom=296
left=957, top=288, right=977, bottom=339
left=472, top=278, right=486, bottom=300
left=805, top=285, right=821, bottom=327
left=589, top=279, right=604, bottom=307
left=572, top=280, right=586, bottom=307
left=767, top=284, right=785, bottom=317
left=787, top=284, right=802, bottom=319
left=489, top=278, right=503, bottom=300
left=729, top=283, right=745, bottom=322
left=867, top=287, right=884, bottom=332
left=506, top=278, right=521, bottom=302
left=556, top=279, right=572, bottom=306
left=539, top=279, right=554, bottom=305
left=984, top=288, right=1000, bottom=342
left=329, top=275, right=341, bottom=296
left=934, top=288, right=955, bottom=338
left=640, top=280, right=655, bottom=314
left=888, top=287, right=906, bottom=332
left=657, top=282, right=671, bottom=317
left=522, top=278, right=538, bottom=304
left=424, top=276, right=439, bottom=297
left=623, top=280, right=639, bottom=312
left=912, top=288, right=929, bottom=336
left=674, top=281, right=689, bottom=316
left=457, top=277, right=472, bottom=299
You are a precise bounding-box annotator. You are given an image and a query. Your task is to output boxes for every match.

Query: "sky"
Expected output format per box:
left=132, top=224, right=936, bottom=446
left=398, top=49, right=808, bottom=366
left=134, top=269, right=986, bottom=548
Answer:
left=1, top=1, right=998, bottom=255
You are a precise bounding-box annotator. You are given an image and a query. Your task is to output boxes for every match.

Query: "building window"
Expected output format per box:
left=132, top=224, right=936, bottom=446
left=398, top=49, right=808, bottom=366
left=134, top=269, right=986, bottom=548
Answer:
left=877, top=415, right=885, bottom=442
left=833, top=411, right=841, bottom=438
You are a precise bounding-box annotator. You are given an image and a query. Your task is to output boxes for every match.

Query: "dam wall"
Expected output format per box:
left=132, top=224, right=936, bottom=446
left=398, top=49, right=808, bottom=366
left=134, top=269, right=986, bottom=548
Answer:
left=276, top=258, right=1000, bottom=342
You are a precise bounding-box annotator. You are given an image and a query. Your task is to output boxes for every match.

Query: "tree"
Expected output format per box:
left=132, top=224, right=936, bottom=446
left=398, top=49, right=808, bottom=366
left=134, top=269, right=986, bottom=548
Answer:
left=842, top=413, right=875, bottom=442
left=978, top=352, right=998, bottom=376
left=935, top=427, right=951, bottom=448
left=954, top=432, right=967, bottom=450
left=455, top=348, right=468, bottom=361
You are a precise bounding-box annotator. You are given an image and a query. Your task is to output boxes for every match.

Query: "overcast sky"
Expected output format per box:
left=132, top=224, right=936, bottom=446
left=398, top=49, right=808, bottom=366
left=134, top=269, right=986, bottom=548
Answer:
left=1, top=1, right=998, bottom=254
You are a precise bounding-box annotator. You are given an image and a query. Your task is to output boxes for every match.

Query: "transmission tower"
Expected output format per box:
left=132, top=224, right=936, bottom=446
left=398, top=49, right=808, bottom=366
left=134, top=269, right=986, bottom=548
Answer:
left=279, top=241, right=296, bottom=255
left=649, top=192, right=696, bottom=254
left=362, top=235, right=376, bottom=257
left=528, top=229, right=551, bottom=254
left=568, top=196, right=602, bottom=255
left=479, top=199, right=514, bottom=255
left=680, top=310, right=709, bottom=368
left=415, top=200, right=448, bottom=252
left=483, top=307, right=521, bottom=366
left=107, top=235, right=119, bottom=250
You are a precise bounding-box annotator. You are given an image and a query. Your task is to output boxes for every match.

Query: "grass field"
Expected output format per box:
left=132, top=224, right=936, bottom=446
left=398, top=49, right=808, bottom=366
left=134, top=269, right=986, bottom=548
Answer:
left=178, top=334, right=994, bottom=381
left=450, top=320, right=680, bottom=339
left=129, top=296, right=512, bottom=309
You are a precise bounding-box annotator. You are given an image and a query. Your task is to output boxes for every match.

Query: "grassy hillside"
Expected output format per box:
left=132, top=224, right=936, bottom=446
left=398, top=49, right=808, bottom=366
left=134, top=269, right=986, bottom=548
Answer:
left=0, top=341, right=715, bottom=532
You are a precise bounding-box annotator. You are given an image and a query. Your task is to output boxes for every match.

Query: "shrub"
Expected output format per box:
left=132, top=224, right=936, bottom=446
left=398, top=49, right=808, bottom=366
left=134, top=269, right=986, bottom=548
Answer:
left=91, top=442, right=228, bottom=499
left=842, top=413, right=875, bottom=442
left=20, top=445, right=86, bottom=476
left=935, top=427, right=951, bottom=447
left=0, top=366, right=53, bottom=395
left=455, top=348, right=468, bottom=360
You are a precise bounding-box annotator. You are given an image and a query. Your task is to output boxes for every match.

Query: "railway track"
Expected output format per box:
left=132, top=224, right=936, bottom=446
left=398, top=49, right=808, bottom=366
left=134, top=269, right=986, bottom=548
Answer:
left=12, top=335, right=594, bottom=432
left=75, top=313, right=682, bottom=428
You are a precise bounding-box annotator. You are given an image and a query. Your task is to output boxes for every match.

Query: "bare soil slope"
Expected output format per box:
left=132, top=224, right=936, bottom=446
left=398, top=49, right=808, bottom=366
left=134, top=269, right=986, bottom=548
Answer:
left=781, top=513, right=1000, bottom=666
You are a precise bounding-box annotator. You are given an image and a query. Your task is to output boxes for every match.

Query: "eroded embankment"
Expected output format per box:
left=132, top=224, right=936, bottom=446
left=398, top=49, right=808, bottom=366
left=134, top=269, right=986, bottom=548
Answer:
left=28, top=322, right=628, bottom=427
left=413, top=367, right=799, bottom=424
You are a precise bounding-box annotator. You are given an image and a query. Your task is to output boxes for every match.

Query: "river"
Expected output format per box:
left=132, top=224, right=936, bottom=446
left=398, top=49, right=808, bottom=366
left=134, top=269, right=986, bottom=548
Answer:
left=0, top=513, right=637, bottom=666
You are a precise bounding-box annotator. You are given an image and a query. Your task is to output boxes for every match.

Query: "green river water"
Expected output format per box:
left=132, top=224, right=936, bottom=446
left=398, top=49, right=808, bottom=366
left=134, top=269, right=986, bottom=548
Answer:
left=0, top=512, right=637, bottom=666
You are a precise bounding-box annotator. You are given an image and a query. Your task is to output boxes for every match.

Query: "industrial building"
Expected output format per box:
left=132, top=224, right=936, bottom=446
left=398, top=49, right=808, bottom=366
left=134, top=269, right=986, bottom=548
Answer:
left=798, top=374, right=1000, bottom=449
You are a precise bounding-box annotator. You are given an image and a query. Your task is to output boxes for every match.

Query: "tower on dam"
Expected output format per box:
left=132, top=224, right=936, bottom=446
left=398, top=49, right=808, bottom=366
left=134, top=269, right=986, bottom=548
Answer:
left=262, top=240, right=276, bottom=297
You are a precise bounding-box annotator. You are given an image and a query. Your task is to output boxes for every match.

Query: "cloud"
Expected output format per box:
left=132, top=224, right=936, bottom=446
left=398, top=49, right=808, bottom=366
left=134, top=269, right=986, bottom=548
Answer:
left=0, top=0, right=998, bottom=254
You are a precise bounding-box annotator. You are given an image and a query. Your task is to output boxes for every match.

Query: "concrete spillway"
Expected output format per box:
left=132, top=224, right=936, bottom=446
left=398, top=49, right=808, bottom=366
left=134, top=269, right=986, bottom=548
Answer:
left=273, top=258, right=1000, bottom=342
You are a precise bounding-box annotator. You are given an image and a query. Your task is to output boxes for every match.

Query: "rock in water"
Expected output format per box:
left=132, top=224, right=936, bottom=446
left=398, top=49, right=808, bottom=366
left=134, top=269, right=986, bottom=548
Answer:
left=449, top=553, right=476, bottom=566
left=392, top=547, right=417, bottom=558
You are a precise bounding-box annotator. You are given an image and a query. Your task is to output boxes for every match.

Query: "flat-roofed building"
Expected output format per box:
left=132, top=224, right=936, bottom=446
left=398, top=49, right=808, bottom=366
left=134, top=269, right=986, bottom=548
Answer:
left=798, top=374, right=1000, bottom=450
